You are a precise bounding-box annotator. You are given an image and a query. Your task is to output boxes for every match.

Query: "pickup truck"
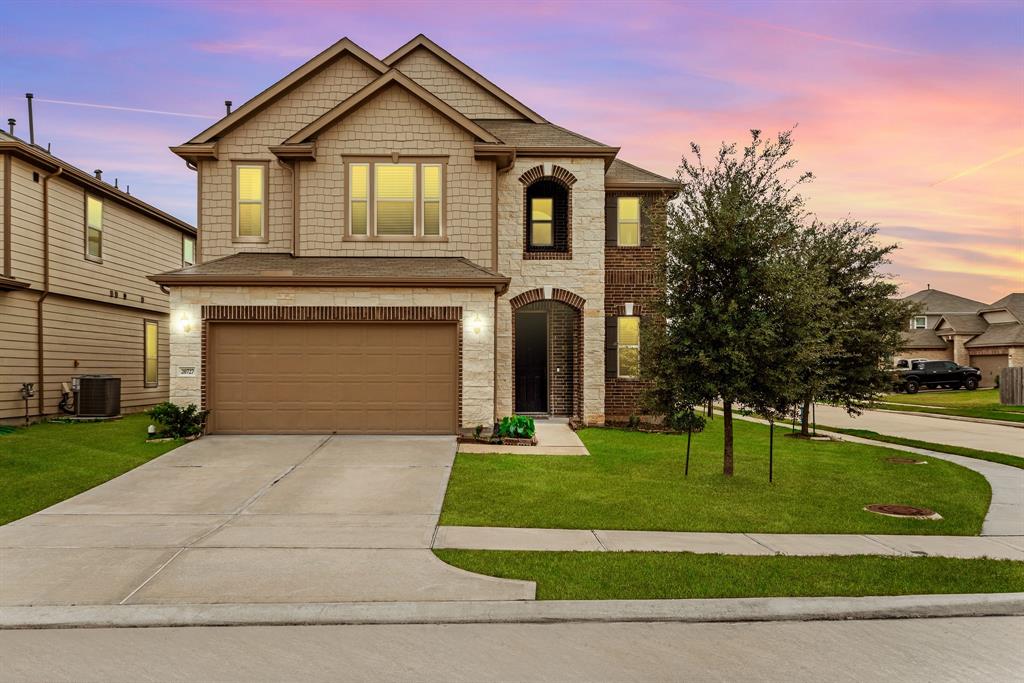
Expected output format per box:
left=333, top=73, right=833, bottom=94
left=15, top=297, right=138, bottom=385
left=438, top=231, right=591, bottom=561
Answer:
left=893, top=360, right=982, bottom=394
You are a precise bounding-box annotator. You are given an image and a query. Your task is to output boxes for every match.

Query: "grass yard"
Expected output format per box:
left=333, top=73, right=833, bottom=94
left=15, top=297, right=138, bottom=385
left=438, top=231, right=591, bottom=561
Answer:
left=821, top=426, right=1023, bottom=469
left=874, top=388, right=1024, bottom=423
left=0, top=414, right=182, bottom=525
left=440, top=420, right=991, bottom=535
left=435, top=550, right=1024, bottom=600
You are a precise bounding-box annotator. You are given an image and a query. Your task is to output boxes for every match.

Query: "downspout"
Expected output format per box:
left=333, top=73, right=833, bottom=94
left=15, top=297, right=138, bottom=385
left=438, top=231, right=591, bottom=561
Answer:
left=37, top=164, right=63, bottom=415
left=276, top=158, right=298, bottom=256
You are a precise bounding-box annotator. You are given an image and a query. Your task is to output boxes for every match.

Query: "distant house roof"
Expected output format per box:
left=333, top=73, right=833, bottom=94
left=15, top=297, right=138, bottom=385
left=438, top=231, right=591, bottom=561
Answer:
left=150, top=253, right=509, bottom=293
left=900, top=329, right=950, bottom=349
left=965, top=322, right=1024, bottom=348
left=902, top=288, right=985, bottom=313
left=980, top=293, right=1024, bottom=323
left=936, top=313, right=988, bottom=335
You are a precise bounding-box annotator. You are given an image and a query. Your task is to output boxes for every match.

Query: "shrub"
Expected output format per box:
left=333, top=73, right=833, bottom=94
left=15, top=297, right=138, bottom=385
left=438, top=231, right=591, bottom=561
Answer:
left=498, top=414, right=536, bottom=439
left=147, top=402, right=209, bottom=438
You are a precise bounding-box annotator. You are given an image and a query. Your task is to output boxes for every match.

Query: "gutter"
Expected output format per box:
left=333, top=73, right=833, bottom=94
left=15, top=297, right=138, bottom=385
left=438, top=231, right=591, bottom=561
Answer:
left=36, top=165, right=63, bottom=415
left=148, top=274, right=511, bottom=295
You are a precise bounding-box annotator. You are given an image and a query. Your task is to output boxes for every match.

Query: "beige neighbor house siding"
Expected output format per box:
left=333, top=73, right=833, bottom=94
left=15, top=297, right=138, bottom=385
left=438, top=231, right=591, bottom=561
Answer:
left=198, top=54, right=378, bottom=262
left=390, top=47, right=525, bottom=120
left=298, top=84, right=493, bottom=263
left=495, top=157, right=606, bottom=424
left=168, top=285, right=496, bottom=429
left=0, top=155, right=186, bottom=422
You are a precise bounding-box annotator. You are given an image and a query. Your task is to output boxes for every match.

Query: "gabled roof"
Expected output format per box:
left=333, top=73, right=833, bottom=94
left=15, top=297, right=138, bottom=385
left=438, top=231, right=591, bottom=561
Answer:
left=935, top=313, right=987, bottom=336
left=901, top=288, right=985, bottom=314
left=965, top=322, right=1024, bottom=348
left=474, top=120, right=612, bottom=148
left=149, top=253, right=510, bottom=293
left=188, top=37, right=387, bottom=144
left=384, top=34, right=546, bottom=124
left=283, top=70, right=501, bottom=145
left=900, top=329, right=950, bottom=349
left=606, top=158, right=681, bottom=191
left=981, top=293, right=1024, bottom=323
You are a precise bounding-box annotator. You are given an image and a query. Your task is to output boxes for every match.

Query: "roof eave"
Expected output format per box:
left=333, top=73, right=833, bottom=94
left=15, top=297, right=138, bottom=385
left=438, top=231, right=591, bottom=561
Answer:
left=0, top=277, right=32, bottom=291
left=149, top=273, right=511, bottom=294
left=514, top=146, right=620, bottom=170
left=605, top=182, right=682, bottom=192
left=169, top=142, right=219, bottom=164
left=269, top=142, right=316, bottom=162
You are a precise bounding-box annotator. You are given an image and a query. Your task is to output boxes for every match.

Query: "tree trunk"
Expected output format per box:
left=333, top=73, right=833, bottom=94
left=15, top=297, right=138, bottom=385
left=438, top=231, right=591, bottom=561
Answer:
left=722, top=400, right=734, bottom=476
left=800, top=398, right=811, bottom=436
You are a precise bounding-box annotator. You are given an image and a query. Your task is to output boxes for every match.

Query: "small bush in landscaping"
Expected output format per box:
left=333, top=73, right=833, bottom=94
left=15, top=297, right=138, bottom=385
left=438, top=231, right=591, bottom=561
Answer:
left=147, top=402, right=209, bottom=438
left=498, top=415, right=536, bottom=439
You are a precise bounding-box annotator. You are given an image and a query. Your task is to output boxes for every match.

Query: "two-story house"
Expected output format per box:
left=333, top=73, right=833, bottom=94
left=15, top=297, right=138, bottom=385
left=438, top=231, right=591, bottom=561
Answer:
left=157, top=35, right=679, bottom=435
left=0, top=130, right=197, bottom=423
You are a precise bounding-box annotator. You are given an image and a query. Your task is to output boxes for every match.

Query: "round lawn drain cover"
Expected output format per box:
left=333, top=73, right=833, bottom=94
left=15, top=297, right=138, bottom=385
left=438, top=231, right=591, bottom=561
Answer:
left=864, top=504, right=942, bottom=520
left=885, top=457, right=927, bottom=465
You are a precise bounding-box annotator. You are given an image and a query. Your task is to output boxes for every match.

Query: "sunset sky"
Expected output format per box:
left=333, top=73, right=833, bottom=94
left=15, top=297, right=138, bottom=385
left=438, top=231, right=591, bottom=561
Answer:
left=2, top=1, right=1021, bottom=301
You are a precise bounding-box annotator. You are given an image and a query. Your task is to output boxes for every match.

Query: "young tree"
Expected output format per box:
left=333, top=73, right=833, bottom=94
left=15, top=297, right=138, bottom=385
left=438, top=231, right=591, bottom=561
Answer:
left=793, top=219, right=915, bottom=434
left=645, top=130, right=820, bottom=475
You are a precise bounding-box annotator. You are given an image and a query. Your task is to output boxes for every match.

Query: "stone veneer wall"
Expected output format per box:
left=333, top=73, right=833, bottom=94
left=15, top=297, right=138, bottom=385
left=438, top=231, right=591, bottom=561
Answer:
left=198, top=55, right=378, bottom=262
left=496, top=157, right=606, bottom=424
left=168, top=285, right=496, bottom=428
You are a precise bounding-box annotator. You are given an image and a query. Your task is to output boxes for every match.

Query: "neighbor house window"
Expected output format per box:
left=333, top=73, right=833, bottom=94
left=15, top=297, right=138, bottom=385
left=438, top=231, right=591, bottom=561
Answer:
left=85, top=195, right=103, bottom=260
left=347, top=160, right=444, bottom=238
left=617, top=197, right=640, bottom=246
left=235, top=164, right=265, bottom=239
left=530, top=197, right=554, bottom=247
left=182, top=235, right=195, bottom=267
left=144, top=320, right=159, bottom=387
left=912, top=316, right=927, bottom=329
left=617, top=316, right=640, bottom=378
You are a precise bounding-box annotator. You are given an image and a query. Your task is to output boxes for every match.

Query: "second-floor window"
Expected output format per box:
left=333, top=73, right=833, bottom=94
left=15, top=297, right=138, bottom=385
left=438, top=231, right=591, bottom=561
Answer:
left=235, top=164, right=265, bottom=240
left=617, top=197, right=640, bottom=246
left=347, top=161, right=444, bottom=238
left=525, top=179, right=569, bottom=253
left=182, top=235, right=196, bottom=267
left=85, top=195, right=103, bottom=261
left=911, top=316, right=927, bottom=329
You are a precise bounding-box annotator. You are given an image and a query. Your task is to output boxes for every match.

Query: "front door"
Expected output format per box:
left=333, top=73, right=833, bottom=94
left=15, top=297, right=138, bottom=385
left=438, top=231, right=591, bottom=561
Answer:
left=515, top=311, right=547, bottom=413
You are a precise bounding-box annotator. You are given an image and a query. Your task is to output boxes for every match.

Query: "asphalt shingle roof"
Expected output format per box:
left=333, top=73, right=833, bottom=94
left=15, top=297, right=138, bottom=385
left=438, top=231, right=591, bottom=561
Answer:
left=473, top=120, right=612, bottom=148
left=936, top=313, right=988, bottom=335
left=965, top=322, right=1024, bottom=348
left=902, top=288, right=985, bottom=313
left=982, top=293, right=1024, bottom=322
left=900, top=329, right=950, bottom=349
left=606, top=158, right=678, bottom=187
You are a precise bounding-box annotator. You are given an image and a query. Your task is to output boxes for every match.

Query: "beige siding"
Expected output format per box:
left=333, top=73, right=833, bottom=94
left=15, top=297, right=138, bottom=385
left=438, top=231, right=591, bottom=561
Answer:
left=199, top=55, right=378, bottom=261
left=0, top=289, right=38, bottom=419
left=8, top=157, right=45, bottom=285
left=392, top=47, right=524, bottom=120
left=1, top=153, right=6, bottom=274
left=298, top=85, right=493, bottom=262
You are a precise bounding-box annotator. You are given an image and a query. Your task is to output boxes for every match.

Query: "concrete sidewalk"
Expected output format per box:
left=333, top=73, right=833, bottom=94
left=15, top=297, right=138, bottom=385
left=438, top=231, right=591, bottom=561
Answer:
left=458, top=421, right=590, bottom=455
left=434, top=526, right=1024, bottom=559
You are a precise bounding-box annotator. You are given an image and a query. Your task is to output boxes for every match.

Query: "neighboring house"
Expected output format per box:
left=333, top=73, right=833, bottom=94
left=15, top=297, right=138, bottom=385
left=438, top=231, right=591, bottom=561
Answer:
left=0, top=130, right=197, bottom=424
left=898, top=287, right=1024, bottom=387
left=157, top=35, right=679, bottom=435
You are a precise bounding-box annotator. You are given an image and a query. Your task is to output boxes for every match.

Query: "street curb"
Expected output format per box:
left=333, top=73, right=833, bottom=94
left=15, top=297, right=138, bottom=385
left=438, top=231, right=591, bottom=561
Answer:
left=868, top=409, right=1024, bottom=429
left=2, top=593, right=1022, bottom=630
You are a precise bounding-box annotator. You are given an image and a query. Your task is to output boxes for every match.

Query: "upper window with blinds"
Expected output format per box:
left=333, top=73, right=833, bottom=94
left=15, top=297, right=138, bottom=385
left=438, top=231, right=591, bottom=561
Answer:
left=347, top=161, right=444, bottom=238
left=85, top=195, right=103, bottom=261
left=234, top=164, right=266, bottom=241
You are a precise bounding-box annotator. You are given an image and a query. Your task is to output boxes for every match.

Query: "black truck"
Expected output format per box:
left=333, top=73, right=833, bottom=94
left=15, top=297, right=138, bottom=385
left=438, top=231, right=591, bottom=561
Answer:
left=893, top=360, right=982, bottom=394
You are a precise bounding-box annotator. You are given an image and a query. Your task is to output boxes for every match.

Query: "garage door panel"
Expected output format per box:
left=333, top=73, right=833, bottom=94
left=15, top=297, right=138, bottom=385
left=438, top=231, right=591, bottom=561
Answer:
left=208, top=322, right=457, bottom=434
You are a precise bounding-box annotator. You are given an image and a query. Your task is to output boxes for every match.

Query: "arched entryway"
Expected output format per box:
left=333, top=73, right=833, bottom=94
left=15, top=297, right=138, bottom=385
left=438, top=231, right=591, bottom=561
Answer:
left=510, top=288, right=584, bottom=418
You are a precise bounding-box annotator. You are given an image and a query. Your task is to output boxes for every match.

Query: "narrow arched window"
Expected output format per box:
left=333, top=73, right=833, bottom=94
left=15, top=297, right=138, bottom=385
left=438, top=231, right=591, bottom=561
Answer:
left=526, top=180, right=569, bottom=253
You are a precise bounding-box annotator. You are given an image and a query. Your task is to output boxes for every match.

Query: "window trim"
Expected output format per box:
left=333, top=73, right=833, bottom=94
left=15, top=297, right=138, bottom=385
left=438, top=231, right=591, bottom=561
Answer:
left=911, top=316, right=928, bottom=330
left=84, top=194, right=103, bottom=263
left=617, top=315, right=640, bottom=379
left=231, top=161, right=269, bottom=244
left=344, top=157, right=448, bottom=242
left=617, top=196, right=641, bottom=247
left=182, top=235, right=196, bottom=267
left=143, top=319, right=159, bottom=388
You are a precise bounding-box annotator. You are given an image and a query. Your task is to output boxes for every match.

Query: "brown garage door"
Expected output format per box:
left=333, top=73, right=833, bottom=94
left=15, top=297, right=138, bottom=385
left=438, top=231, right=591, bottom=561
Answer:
left=207, top=322, right=457, bottom=434
left=970, top=354, right=1008, bottom=388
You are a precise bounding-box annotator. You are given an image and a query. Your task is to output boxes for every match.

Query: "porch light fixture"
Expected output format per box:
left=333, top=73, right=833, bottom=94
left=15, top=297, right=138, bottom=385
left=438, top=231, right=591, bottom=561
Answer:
left=624, top=302, right=634, bottom=316
left=176, top=311, right=194, bottom=334
left=469, top=314, right=484, bottom=336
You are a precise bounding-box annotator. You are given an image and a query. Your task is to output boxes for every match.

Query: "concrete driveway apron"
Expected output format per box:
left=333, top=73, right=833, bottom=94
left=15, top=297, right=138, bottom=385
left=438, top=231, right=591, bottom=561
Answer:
left=0, top=435, right=533, bottom=606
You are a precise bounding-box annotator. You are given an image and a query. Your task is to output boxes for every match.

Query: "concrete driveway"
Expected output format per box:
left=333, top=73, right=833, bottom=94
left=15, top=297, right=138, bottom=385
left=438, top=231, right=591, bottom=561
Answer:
left=0, top=436, right=533, bottom=606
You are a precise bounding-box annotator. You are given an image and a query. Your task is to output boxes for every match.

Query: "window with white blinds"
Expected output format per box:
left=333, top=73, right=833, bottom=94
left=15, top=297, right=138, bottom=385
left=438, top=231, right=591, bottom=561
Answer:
left=235, top=165, right=265, bottom=239
left=348, top=160, right=444, bottom=238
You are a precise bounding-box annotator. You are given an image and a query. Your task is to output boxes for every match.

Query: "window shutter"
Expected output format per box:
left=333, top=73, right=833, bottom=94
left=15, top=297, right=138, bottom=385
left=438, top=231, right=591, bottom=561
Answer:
left=605, top=194, right=617, bottom=246
left=640, top=195, right=653, bottom=247
left=605, top=316, right=618, bottom=379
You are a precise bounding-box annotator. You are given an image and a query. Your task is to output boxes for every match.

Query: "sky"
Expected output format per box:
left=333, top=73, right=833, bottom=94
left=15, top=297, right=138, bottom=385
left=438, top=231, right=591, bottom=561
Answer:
left=1, top=0, right=1021, bottom=301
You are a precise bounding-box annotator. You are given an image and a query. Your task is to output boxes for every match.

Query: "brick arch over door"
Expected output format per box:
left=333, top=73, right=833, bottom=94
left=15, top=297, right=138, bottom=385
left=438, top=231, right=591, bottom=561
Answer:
left=509, top=288, right=585, bottom=418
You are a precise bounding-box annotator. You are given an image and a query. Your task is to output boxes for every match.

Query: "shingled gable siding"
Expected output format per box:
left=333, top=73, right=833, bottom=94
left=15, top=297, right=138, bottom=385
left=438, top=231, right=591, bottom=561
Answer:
left=298, top=85, right=492, bottom=263
left=199, top=54, right=378, bottom=262
left=168, top=285, right=496, bottom=429
left=604, top=191, right=664, bottom=420
left=389, top=47, right=524, bottom=120
left=495, top=157, right=606, bottom=424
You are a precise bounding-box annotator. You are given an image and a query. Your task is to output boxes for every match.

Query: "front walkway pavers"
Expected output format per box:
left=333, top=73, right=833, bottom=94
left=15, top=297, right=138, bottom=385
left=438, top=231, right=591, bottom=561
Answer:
left=0, top=435, right=533, bottom=607
left=434, top=527, right=1024, bottom=560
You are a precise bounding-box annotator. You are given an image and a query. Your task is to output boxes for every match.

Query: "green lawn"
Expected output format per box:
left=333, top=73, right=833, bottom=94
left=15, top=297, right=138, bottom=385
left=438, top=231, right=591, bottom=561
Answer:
left=0, top=414, right=182, bottom=525
left=822, top=426, right=1023, bottom=469
left=435, top=550, right=1024, bottom=600
left=440, top=421, right=991, bottom=535
left=875, top=388, right=1024, bottom=423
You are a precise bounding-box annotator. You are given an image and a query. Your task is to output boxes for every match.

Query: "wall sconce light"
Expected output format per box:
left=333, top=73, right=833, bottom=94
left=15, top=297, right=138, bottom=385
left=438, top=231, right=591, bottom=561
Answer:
left=177, top=311, right=193, bottom=334
left=469, top=314, right=484, bottom=336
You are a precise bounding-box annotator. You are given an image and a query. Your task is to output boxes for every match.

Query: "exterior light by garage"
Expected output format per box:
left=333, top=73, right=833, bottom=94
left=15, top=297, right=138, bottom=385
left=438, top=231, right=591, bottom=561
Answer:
left=469, top=313, right=485, bottom=336
left=176, top=311, right=194, bottom=334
